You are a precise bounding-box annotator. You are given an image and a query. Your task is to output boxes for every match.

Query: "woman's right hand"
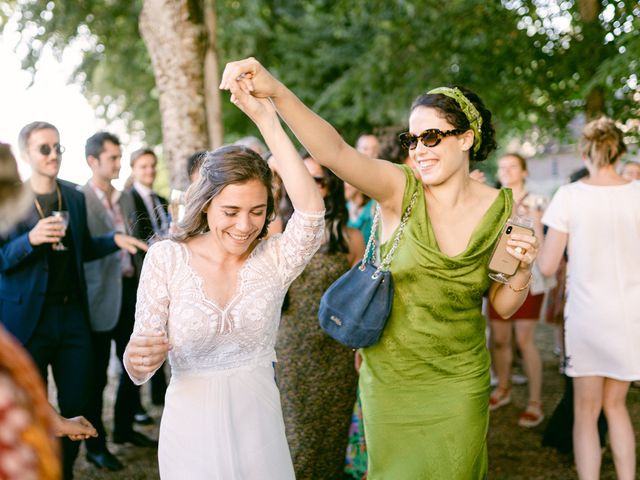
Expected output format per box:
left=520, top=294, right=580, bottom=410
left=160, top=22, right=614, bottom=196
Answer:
left=28, top=217, right=65, bottom=246
left=124, top=329, right=171, bottom=378
left=219, top=57, right=282, bottom=99
left=228, top=79, right=278, bottom=127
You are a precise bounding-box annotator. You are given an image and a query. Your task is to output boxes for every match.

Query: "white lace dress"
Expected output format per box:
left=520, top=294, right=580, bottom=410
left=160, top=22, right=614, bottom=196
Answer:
left=126, top=210, right=324, bottom=480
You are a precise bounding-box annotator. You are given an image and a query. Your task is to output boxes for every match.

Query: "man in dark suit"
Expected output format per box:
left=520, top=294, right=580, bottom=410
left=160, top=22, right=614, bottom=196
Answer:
left=128, top=147, right=169, bottom=412
left=0, top=121, right=146, bottom=479
left=82, top=134, right=158, bottom=472
left=129, top=147, right=170, bottom=245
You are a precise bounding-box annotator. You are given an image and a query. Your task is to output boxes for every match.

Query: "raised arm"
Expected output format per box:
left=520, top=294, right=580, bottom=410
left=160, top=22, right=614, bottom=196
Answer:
left=220, top=58, right=405, bottom=211
left=227, top=81, right=324, bottom=214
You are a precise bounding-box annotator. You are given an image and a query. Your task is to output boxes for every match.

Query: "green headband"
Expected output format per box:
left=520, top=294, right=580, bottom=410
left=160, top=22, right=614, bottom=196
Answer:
left=427, top=87, right=483, bottom=154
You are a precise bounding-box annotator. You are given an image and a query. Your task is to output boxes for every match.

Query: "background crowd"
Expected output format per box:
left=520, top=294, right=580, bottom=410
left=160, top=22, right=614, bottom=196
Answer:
left=1, top=1, right=639, bottom=478
left=1, top=97, right=638, bottom=479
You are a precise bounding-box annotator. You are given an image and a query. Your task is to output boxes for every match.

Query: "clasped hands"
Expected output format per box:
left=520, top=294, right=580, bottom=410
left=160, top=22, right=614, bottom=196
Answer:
left=218, top=57, right=285, bottom=122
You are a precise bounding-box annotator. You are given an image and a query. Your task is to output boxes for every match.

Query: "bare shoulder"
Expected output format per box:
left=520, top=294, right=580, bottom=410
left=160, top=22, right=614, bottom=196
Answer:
left=470, top=180, right=501, bottom=211
left=373, top=162, right=408, bottom=212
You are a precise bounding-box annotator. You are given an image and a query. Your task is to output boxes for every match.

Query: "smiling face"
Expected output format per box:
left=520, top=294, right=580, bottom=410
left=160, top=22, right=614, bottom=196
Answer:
left=205, top=178, right=268, bottom=257
left=408, top=106, right=473, bottom=186
left=497, top=154, right=527, bottom=188
left=24, top=128, right=62, bottom=181
left=132, top=153, right=157, bottom=188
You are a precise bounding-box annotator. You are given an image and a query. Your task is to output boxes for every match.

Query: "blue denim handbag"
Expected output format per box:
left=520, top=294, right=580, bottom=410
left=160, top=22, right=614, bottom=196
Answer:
left=318, top=192, right=417, bottom=348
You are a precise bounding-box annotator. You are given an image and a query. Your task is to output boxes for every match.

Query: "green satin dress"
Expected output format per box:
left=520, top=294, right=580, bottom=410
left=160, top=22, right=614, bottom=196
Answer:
left=359, top=165, right=512, bottom=480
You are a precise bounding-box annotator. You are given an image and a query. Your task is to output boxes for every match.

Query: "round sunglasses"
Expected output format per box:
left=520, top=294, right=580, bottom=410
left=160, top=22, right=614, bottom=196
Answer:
left=37, top=144, right=65, bottom=156
left=398, top=128, right=463, bottom=150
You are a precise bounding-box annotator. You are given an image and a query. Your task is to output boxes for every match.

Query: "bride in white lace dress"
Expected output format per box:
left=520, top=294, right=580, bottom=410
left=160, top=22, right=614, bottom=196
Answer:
left=124, top=89, right=325, bottom=479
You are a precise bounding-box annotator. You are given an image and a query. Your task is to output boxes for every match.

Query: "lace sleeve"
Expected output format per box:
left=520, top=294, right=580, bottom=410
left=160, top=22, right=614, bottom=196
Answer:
left=276, top=209, right=325, bottom=287
left=126, top=240, right=173, bottom=385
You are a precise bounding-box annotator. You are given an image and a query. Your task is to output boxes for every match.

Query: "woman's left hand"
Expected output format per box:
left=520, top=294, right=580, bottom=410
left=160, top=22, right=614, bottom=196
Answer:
left=228, top=79, right=277, bottom=126
left=507, top=232, right=538, bottom=270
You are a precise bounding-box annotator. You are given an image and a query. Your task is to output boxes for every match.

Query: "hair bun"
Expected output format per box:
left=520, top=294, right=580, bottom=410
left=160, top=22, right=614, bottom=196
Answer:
left=579, top=117, right=626, bottom=168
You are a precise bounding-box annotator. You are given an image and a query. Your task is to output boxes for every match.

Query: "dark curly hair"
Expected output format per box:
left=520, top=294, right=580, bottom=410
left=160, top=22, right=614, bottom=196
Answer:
left=319, top=165, right=350, bottom=255
left=376, top=126, right=409, bottom=165
left=410, top=85, right=497, bottom=162
left=299, top=149, right=350, bottom=255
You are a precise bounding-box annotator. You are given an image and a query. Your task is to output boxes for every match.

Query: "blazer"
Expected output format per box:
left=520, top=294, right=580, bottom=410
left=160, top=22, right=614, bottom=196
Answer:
left=82, top=183, right=138, bottom=332
left=0, top=180, right=118, bottom=344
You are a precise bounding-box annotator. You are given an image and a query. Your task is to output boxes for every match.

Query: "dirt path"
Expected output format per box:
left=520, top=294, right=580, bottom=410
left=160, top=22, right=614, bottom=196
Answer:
left=72, top=323, right=639, bottom=479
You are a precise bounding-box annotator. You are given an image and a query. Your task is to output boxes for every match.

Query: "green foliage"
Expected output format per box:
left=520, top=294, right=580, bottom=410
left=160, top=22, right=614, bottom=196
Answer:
left=2, top=0, right=639, bottom=154
left=1, top=0, right=160, bottom=144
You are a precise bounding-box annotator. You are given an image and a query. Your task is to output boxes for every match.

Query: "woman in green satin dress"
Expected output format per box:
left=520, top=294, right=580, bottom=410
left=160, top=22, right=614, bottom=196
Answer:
left=220, top=59, right=539, bottom=479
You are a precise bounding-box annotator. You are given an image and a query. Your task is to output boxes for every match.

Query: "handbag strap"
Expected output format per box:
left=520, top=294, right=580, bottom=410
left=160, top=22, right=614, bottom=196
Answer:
left=360, top=191, right=418, bottom=278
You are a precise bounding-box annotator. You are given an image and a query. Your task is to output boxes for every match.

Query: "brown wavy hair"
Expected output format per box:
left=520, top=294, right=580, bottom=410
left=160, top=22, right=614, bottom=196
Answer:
left=501, top=152, right=528, bottom=172
left=171, top=145, right=274, bottom=242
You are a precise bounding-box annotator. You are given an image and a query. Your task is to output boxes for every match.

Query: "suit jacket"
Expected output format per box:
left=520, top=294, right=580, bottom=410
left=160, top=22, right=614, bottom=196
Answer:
left=129, top=187, right=168, bottom=273
left=82, top=183, right=138, bottom=332
left=129, top=186, right=168, bottom=243
left=0, top=180, right=118, bottom=344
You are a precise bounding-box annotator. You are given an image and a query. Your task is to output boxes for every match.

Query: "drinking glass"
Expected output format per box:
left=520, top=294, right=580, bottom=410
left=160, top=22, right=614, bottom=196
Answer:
left=51, top=210, right=69, bottom=251
left=169, top=189, right=186, bottom=224
left=488, top=215, right=534, bottom=284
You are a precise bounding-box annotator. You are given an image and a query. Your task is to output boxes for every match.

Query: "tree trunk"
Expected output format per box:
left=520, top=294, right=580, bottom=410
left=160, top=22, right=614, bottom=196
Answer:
left=585, top=86, right=605, bottom=120
left=576, top=0, right=606, bottom=119
left=204, top=0, right=223, bottom=148
left=577, top=0, right=598, bottom=22
left=139, top=0, right=209, bottom=189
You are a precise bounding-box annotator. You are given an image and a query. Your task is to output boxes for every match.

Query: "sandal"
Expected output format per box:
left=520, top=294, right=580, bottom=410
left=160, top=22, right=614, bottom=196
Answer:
left=518, top=401, right=544, bottom=427
left=489, top=387, right=511, bottom=411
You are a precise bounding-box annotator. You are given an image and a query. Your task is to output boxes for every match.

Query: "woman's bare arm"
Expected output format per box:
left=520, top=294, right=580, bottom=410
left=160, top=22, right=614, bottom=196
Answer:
left=220, top=57, right=406, bottom=212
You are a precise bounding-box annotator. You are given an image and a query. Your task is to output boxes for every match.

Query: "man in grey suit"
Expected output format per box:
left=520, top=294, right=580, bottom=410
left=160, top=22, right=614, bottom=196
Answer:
left=82, top=132, right=156, bottom=472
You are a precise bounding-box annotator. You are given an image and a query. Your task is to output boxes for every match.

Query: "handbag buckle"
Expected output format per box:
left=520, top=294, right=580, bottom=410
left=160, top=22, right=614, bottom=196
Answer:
left=330, top=315, right=342, bottom=326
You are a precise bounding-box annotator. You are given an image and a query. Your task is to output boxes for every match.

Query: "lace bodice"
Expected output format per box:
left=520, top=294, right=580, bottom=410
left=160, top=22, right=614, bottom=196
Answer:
left=128, top=210, right=324, bottom=384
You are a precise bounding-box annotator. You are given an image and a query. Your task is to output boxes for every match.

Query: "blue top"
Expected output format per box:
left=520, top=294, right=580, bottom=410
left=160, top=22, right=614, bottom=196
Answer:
left=347, top=198, right=376, bottom=242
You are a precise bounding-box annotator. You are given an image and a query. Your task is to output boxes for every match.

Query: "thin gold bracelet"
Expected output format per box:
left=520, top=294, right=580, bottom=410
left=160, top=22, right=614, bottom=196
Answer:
left=508, top=273, right=532, bottom=292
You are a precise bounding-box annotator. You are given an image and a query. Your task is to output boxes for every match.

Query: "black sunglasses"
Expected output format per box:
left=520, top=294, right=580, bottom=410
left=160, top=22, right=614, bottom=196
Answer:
left=313, top=176, right=326, bottom=188
left=398, top=128, right=463, bottom=150
left=38, top=144, right=65, bottom=156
